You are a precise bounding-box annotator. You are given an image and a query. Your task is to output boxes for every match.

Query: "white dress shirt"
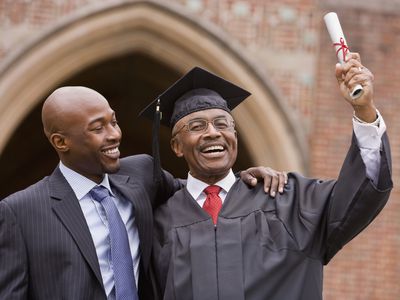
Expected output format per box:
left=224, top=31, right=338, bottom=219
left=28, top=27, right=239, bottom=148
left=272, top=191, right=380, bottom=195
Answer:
left=59, top=162, right=140, bottom=298
left=187, top=112, right=386, bottom=203
left=187, top=170, right=236, bottom=207
left=353, top=110, right=386, bottom=184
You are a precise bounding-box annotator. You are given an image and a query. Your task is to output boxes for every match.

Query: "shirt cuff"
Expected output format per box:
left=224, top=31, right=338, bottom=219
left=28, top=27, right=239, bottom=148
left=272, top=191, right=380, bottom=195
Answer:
left=353, top=109, right=386, bottom=150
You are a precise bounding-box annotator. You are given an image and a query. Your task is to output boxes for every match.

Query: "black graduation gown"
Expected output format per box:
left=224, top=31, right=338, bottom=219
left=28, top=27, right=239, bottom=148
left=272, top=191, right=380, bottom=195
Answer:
left=152, top=134, right=392, bottom=300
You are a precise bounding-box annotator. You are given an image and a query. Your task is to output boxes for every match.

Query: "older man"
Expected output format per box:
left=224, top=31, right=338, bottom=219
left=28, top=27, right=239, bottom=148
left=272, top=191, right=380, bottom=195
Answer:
left=145, top=56, right=392, bottom=299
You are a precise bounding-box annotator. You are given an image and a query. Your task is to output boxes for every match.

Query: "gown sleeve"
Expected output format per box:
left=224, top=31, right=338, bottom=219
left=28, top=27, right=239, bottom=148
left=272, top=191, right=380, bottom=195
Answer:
left=277, top=133, right=392, bottom=264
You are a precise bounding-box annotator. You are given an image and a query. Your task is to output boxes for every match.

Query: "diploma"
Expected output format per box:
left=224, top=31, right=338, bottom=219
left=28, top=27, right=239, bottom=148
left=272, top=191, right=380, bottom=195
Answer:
left=324, top=12, right=363, bottom=100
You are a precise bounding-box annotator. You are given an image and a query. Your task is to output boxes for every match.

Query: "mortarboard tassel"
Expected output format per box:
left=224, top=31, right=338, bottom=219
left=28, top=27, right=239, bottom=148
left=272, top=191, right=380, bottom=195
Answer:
left=152, top=98, right=163, bottom=186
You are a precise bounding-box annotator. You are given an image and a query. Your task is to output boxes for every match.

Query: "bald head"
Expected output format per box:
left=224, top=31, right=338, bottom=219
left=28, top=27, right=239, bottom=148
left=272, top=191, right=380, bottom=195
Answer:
left=42, top=86, right=109, bottom=137
left=41, top=86, right=122, bottom=182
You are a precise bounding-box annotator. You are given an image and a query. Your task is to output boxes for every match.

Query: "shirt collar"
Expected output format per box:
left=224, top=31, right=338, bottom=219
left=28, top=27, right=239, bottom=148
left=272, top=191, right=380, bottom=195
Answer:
left=186, top=169, right=236, bottom=200
left=59, top=161, right=113, bottom=200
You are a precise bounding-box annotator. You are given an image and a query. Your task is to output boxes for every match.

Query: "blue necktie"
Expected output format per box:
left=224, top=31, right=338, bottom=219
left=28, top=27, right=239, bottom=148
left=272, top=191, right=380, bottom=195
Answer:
left=90, top=186, right=138, bottom=300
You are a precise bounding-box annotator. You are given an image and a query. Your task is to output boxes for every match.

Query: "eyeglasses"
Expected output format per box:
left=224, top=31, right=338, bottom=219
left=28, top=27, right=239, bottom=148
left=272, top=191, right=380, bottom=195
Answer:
left=173, top=117, right=235, bottom=136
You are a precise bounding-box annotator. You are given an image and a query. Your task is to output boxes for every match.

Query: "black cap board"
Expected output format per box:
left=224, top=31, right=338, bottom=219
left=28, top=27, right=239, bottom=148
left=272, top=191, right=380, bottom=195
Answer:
left=139, top=66, right=251, bottom=128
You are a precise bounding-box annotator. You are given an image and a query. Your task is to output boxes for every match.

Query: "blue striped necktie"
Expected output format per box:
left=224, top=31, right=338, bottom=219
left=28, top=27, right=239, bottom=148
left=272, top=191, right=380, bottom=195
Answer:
left=90, top=185, right=138, bottom=300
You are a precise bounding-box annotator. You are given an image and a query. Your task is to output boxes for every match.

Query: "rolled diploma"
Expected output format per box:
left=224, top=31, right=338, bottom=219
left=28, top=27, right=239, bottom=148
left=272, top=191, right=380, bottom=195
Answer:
left=324, top=12, right=363, bottom=99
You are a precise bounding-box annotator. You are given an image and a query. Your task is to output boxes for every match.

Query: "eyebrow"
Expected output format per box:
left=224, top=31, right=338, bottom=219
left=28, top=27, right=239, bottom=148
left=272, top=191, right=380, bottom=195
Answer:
left=188, top=114, right=228, bottom=121
left=88, top=111, right=116, bottom=125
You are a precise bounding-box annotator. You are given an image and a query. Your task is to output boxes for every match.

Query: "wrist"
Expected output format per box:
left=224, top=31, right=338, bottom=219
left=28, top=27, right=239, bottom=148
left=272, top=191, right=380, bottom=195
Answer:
left=353, top=104, right=377, bottom=123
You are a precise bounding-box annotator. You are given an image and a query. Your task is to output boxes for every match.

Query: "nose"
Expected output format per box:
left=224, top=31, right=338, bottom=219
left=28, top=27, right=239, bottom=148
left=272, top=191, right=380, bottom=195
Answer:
left=204, top=121, right=221, bottom=137
left=106, top=124, right=122, bottom=141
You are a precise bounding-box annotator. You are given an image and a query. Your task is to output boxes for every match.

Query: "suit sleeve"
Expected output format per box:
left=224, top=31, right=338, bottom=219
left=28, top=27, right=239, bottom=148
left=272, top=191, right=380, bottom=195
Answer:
left=0, top=201, right=28, bottom=299
left=151, top=168, right=184, bottom=209
left=162, top=169, right=185, bottom=197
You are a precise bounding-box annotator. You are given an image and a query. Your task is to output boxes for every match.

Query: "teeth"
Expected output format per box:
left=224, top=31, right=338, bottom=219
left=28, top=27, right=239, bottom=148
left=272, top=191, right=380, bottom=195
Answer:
left=204, top=145, right=224, bottom=152
left=103, top=147, right=118, bottom=154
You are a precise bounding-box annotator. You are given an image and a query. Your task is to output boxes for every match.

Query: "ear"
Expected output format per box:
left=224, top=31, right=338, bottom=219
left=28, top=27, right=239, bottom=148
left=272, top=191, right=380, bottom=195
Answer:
left=170, top=137, right=184, bottom=158
left=49, top=133, right=69, bottom=153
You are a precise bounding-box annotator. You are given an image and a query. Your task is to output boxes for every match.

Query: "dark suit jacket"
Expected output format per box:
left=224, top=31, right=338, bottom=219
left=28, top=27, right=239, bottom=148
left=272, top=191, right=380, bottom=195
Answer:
left=0, top=154, right=180, bottom=300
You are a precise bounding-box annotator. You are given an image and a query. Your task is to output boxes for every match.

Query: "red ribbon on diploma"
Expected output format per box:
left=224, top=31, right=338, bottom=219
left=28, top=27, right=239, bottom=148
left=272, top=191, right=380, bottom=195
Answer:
left=333, top=37, right=349, bottom=61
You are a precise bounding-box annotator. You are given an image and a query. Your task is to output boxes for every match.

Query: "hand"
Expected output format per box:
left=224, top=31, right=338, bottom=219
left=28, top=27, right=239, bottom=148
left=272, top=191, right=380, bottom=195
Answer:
left=240, top=167, right=288, bottom=197
left=335, top=52, right=377, bottom=122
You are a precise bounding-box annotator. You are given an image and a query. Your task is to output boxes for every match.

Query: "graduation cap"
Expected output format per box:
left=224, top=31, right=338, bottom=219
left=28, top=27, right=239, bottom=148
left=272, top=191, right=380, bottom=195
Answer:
left=139, top=66, right=251, bottom=184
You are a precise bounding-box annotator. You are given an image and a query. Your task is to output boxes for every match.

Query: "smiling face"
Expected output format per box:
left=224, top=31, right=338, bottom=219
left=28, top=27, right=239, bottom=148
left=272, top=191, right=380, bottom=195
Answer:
left=171, top=108, right=238, bottom=184
left=42, top=87, right=122, bottom=183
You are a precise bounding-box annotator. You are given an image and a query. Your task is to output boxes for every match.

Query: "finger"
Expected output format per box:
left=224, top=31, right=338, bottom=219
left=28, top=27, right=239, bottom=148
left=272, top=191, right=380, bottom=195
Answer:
left=241, top=172, right=258, bottom=187
left=342, top=51, right=361, bottom=69
left=347, top=74, right=366, bottom=87
left=342, top=60, right=363, bottom=76
left=342, top=66, right=369, bottom=99
left=344, top=65, right=363, bottom=84
left=269, top=174, right=279, bottom=198
left=278, top=172, right=286, bottom=193
left=242, top=167, right=274, bottom=192
left=345, top=65, right=374, bottom=88
left=345, top=52, right=361, bottom=64
left=362, top=66, right=373, bottom=77
left=261, top=167, right=275, bottom=194
left=345, top=73, right=364, bottom=89
left=263, top=175, right=271, bottom=194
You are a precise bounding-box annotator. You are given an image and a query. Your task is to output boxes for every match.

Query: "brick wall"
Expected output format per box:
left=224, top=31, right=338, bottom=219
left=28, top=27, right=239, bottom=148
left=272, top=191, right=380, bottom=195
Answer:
left=313, top=6, right=400, bottom=299
left=0, top=0, right=398, bottom=298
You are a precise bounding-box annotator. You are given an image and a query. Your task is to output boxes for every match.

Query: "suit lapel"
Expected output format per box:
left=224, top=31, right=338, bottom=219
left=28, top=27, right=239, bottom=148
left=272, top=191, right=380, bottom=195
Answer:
left=109, top=173, right=153, bottom=274
left=49, top=168, right=103, bottom=287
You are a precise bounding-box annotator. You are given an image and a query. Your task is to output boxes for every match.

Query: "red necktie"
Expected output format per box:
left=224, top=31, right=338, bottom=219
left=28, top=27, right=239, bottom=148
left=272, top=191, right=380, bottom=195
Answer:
left=203, top=185, right=222, bottom=225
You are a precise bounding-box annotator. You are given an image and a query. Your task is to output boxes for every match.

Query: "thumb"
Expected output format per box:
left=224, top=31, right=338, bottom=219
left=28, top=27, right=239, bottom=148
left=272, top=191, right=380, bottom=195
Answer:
left=335, top=63, right=344, bottom=84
